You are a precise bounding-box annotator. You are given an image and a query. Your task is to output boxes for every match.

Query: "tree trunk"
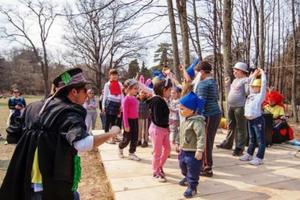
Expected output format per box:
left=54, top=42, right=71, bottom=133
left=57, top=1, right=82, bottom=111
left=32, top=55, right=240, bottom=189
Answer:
left=213, top=0, right=218, bottom=80
left=252, top=0, right=259, bottom=68
left=41, top=42, right=50, bottom=97
left=276, top=0, right=281, bottom=90
left=167, top=0, right=181, bottom=81
left=259, top=0, right=265, bottom=69
left=223, top=0, right=233, bottom=81
left=270, top=0, right=275, bottom=85
left=291, top=0, right=299, bottom=122
left=192, top=0, right=203, bottom=60
left=247, top=0, right=252, bottom=65
left=176, top=0, right=190, bottom=67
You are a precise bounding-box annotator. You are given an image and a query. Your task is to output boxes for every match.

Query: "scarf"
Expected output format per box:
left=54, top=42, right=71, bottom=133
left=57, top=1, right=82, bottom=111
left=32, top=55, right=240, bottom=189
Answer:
left=110, top=80, right=121, bottom=95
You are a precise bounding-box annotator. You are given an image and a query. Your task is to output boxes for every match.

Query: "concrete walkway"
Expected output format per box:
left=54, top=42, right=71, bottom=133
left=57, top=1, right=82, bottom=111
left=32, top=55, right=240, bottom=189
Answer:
left=95, top=130, right=300, bottom=200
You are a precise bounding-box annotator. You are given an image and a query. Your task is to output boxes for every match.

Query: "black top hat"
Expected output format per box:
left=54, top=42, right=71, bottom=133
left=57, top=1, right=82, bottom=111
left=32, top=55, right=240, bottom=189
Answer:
left=53, top=68, right=90, bottom=96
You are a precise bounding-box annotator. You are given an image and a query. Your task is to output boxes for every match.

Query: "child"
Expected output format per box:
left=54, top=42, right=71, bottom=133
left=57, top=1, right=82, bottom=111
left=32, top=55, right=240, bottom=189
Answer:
left=263, top=90, right=294, bottom=143
left=118, top=79, right=141, bottom=161
left=240, top=68, right=267, bottom=166
left=169, top=87, right=181, bottom=145
left=83, top=89, right=97, bottom=132
left=175, top=91, right=206, bottom=198
left=138, top=90, right=150, bottom=147
left=8, top=88, right=26, bottom=125
left=102, top=69, right=124, bottom=144
left=147, top=77, right=172, bottom=182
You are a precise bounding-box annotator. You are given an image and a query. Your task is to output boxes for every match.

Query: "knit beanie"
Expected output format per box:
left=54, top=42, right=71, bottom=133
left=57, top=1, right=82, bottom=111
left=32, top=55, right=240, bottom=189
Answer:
left=179, top=91, right=205, bottom=114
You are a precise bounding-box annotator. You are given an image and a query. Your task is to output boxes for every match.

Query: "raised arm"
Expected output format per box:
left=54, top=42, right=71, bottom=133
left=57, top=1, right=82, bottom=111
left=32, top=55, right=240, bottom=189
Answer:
left=258, top=69, right=267, bottom=103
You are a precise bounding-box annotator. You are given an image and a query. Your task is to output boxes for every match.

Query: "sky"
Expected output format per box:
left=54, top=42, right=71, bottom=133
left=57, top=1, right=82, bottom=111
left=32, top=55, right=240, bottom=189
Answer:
left=0, top=0, right=171, bottom=68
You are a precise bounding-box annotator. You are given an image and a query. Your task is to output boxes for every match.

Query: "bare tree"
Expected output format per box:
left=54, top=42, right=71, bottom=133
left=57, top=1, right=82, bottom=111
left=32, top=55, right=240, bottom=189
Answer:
left=291, top=0, right=299, bottom=122
left=259, top=0, right=265, bottom=69
left=190, top=0, right=203, bottom=60
left=176, top=0, right=190, bottom=66
left=252, top=0, right=260, bottom=67
left=223, top=0, right=233, bottom=81
left=64, top=0, right=151, bottom=90
left=0, top=0, right=57, bottom=96
left=167, top=0, right=180, bottom=80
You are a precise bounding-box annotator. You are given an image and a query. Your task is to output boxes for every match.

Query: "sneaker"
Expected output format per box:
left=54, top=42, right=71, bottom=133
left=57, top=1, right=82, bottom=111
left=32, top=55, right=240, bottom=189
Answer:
left=200, top=170, right=213, bottom=177
left=249, top=157, right=263, bottom=166
left=118, top=148, right=124, bottom=158
left=154, top=172, right=166, bottom=183
left=137, top=141, right=142, bottom=146
left=128, top=153, right=141, bottom=161
left=183, top=186, right=197, bottom=198
left=232, top=149, right=243, bottom=156
left=141, top=141, right=148, bottom=148
left=240, top=153, right=253, bottom=161
left=178, top=177, right=188, bottom=186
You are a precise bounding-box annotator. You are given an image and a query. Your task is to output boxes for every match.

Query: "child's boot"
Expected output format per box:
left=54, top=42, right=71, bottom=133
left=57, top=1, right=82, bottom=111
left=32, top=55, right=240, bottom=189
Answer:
left=178, top=177, right=188, bottom=186
left=183, top=186, right=197, bottom=198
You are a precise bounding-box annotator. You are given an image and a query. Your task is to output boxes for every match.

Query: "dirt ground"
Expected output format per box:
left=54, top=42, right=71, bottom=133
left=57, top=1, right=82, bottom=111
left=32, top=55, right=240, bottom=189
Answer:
left=0, top=96, right=114, bottom=199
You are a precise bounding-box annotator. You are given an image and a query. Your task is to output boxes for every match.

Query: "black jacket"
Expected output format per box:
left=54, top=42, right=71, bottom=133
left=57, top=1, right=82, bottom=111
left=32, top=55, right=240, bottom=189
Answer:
left=0, top=97, right=89, bottom=200
left=147, top=96, right=170, bottom=128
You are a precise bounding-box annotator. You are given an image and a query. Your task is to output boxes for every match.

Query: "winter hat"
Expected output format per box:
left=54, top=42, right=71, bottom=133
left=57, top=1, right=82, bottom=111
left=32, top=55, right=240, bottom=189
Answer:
left=179, top=91, right=206, bottom=114
left=186, top=58, right=200, bottom=79
left=233, top=62, right=248, bottom=73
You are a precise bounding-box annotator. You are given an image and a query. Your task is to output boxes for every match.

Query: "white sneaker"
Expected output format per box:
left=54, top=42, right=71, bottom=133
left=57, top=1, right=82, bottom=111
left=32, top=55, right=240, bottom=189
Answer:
left=128, top=153, right=141, bottom=161
left=249, top=157, right=263, bottom=166
left=240, top=153, right=253, bottom=161
left=154, top=172, right=166, bottom=183
left=118, top=148, right=124, bottom=158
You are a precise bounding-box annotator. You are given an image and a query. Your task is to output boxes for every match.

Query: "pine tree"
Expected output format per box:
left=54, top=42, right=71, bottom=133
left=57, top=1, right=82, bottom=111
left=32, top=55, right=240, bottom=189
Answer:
left=153, top=43, right=173, bottom=71
left=140, top=61, right=151, bottom=80
left=127, top=59, right=140, bottom=79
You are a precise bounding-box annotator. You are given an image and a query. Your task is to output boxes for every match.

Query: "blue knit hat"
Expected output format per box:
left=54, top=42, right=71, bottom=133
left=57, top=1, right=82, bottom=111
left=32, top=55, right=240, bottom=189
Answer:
left=186, top=58, right=200, bottom=79
left=179, top=91, right=205, bottom=114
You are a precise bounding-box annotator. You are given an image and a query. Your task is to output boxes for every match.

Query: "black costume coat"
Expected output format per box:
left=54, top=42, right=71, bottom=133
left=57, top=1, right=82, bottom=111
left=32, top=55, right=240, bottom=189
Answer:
left=0, top=97, right=89, bottom=200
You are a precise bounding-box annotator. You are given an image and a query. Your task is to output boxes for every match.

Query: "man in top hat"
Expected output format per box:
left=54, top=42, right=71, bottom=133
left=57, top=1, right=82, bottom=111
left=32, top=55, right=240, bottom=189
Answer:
left=0, top=68, right=120, bottom=200
left=217, top=62, right=249, bottom=156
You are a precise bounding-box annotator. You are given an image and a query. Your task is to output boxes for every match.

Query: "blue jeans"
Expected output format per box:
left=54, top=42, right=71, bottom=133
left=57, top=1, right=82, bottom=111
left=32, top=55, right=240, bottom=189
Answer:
left=179, top=151, right=202, bottom=188
left=247, top=116, right=266, bottom=159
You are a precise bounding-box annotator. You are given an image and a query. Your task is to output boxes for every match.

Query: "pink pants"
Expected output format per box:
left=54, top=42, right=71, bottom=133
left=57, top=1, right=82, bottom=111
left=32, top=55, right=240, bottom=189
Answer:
left=149, top=123, right=171, bottom=174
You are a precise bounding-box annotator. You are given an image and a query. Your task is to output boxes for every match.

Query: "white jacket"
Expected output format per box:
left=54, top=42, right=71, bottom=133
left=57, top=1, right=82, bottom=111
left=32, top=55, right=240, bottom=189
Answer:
left=244, top=73, right=267, bottom=120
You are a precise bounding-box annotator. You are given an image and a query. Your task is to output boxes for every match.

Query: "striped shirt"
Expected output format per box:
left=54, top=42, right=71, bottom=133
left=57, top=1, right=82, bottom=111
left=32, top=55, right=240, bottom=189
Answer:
left=195, top=77, right=221, bottom=117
